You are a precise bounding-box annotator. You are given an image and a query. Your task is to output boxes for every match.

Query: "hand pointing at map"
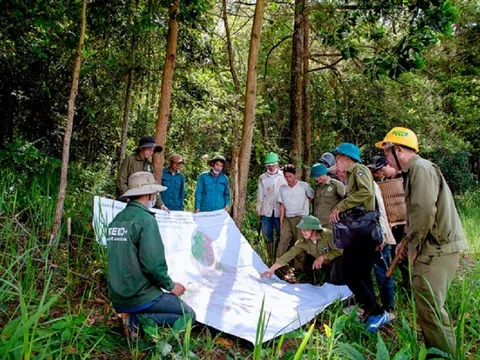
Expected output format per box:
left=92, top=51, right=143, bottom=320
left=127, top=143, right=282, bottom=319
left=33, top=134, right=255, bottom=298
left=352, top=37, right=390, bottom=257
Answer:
left=260, top=263, right=282, bottom=278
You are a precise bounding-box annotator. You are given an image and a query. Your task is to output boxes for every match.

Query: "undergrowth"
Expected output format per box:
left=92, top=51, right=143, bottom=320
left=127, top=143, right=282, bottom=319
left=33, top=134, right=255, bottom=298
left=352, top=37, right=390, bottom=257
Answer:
left=0, top=146, right=479, bottom=359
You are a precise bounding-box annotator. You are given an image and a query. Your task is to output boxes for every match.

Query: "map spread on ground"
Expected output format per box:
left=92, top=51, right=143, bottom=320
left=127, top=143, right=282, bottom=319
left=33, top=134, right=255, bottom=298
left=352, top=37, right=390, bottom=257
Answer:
left=93, top=196, right=352, bottom=343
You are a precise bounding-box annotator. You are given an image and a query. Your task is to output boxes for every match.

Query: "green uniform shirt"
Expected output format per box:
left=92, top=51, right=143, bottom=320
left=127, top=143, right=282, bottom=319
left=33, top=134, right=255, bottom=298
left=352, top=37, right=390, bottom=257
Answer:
left=403, top=155, right=468, bottom=257
left=116, top=153, right=153, bottom=198
left=106, top=201, right=174, bottom=309
left=313, top=177, right=345, bottom=226
left=277, top=229, right=342, bottom=266
left=336, top=163, right=375, bottom=212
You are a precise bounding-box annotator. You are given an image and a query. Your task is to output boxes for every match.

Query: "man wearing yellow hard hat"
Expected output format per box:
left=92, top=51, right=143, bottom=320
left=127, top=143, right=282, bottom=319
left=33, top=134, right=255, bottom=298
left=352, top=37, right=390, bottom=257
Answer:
left=376, top=127, right=468, bottom=356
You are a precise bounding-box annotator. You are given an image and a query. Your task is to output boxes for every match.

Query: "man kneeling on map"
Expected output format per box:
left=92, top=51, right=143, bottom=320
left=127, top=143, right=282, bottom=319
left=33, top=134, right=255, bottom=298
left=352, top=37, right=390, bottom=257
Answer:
left=107, top=171, right=195, bottom=340
left=261, top=215, right=344, bottom=285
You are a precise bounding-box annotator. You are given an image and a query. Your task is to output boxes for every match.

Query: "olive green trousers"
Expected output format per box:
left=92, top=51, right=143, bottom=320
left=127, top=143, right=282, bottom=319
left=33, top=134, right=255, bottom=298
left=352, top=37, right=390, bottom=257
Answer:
left=413, top=252, right=459, bottom=356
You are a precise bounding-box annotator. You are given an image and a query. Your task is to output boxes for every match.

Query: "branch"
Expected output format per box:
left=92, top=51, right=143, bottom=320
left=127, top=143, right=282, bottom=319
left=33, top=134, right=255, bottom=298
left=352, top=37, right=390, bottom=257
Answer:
left=263, top=34, right=292, bottom=81
left=308, top=56, right=344, bottom=72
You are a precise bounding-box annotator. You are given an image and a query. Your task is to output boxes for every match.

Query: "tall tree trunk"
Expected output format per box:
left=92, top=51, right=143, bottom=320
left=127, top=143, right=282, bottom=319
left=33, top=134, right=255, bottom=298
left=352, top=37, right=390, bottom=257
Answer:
left=289, top=0, right=305, bottom=168
left=118, top=36, right=136, bottom=168
left=233, top=0, right=266, bottom=228
left=153, top=0, right=180, bottom=182
left=51, top=0, right=88, bottom=245
left=302, top=11, right=311, bottom=180
left=222, top=0, right=243, bottom=218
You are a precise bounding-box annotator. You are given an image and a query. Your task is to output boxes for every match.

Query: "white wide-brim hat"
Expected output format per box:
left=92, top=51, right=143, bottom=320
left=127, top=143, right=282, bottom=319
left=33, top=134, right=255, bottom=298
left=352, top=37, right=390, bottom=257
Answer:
left=121, top=171, right=167, bottom=198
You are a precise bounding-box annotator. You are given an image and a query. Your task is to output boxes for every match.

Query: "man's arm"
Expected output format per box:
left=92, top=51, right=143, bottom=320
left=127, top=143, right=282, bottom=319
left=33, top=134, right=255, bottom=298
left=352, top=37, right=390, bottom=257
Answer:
left=223, top=176, right=231, bottom=207
left=194, top=175, right=204, bottom=211
left=116, top=157, right=130, bottom=197
left=256, top=179, right=264, bottom=215
left=335, top=181, right=346, bottom=199
left=337, top=170, right=374, bottom=212
left=180, top=174, right=186, bottom=209
left=138, top=218, right=175, bottom=291
left=305, top=182, right=314, bottom=201
left=405, top=164, right=439, bottom=255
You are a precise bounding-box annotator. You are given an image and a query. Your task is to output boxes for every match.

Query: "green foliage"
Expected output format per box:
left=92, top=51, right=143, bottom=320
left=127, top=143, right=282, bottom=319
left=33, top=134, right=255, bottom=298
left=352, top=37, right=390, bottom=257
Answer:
left=423, top=148, right=474, bottom=195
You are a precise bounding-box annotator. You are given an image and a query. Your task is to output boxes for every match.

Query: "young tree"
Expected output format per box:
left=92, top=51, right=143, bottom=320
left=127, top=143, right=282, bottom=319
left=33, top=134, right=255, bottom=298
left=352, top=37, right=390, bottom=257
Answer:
left=289, top=0, right=306, bottom=168
left=153, top=0, right=180, bottom=182
left=233, top=0, right=267, bottom=228
left=51, top=0, right=88, bottom=244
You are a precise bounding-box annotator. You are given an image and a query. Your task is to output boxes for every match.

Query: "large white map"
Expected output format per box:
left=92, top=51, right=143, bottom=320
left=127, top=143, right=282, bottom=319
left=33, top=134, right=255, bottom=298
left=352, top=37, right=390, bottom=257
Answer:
left=93, top=196, right=351, bottom=343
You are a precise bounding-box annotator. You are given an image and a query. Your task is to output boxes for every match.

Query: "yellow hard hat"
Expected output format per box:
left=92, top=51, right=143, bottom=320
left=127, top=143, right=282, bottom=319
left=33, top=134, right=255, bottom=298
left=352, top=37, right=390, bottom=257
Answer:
left=375, top=127, right=419, bottom=153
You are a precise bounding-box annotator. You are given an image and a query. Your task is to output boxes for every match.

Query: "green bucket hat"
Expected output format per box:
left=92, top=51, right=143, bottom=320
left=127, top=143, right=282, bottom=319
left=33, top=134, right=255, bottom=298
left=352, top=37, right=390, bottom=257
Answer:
left=296, top=215, right=323, bottom=231
left=264, top=152, right=279, bottom=165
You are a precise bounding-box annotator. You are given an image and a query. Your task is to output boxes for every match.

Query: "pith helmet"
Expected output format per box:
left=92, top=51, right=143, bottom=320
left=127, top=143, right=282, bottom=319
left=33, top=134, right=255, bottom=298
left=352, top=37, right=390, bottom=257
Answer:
left=310, top=163, right=328, bottom=178
left=264, top=152, right=279, bottom=165
left=121, top=172, right=167, bottom=198
left=296, top=215, right=323, bottom=231
left=208, top=155, right=226, bottom=167
left=319, top=152, right=335, bottom=168
left=375, top=127, right=419, bottom=153
left=332, top=143, right=361, bottom=163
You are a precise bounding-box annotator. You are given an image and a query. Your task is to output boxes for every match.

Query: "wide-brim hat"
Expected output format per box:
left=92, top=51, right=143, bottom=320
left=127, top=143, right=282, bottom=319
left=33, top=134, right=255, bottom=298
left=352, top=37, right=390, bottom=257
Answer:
left=136, top=136, right=163, bottom=153
left=208, top=155, right=226, bottom=167
left=296, top=215, right=323, bottom=231
left=121, top=171, right=167, bottom=198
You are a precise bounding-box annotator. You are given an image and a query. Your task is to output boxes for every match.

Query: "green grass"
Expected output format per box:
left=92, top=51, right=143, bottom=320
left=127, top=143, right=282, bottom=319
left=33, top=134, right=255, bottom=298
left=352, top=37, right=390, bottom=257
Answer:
left=0, top=167, right=479, bottom=359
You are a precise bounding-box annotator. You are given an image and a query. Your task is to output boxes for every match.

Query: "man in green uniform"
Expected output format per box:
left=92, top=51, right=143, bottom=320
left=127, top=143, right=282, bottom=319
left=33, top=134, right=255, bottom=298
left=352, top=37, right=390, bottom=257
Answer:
left=260, top=215, right=343, bottom=285
left=311, top=163, right=345, bottom=229
left=108, top=172, right=195, bottom=339
left=377, top=127, right=468, bottom=355
left=116, top=136, right=168, bottom=210
left=330, top=142, right=389, bottom=333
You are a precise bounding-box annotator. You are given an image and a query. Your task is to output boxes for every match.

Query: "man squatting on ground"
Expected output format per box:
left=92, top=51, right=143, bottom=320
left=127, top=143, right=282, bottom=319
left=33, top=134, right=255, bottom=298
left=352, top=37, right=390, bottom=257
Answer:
left=261, top=215, right=344, bottom=285
left=378, top=127, right=468, bottom=356
left=107, top=172, right=195, bottom=339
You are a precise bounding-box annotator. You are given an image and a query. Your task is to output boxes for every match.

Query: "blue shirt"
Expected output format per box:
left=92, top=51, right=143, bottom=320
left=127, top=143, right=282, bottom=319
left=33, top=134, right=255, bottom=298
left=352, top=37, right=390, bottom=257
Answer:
left=161, top=168, right=186, bottom=211
left=194, top=170, right=230, bottom=212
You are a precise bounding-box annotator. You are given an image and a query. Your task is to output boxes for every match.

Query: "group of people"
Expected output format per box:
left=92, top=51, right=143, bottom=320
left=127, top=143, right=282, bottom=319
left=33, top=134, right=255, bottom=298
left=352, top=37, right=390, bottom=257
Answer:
left=107, top=127, right=467, bottom=357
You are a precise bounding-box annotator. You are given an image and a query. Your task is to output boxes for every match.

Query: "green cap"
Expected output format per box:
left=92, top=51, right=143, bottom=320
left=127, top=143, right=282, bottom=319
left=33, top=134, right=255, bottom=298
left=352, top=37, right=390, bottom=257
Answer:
left=264, top=152, right=279, bottom=165
left=296, top=215, right=323, bottom=231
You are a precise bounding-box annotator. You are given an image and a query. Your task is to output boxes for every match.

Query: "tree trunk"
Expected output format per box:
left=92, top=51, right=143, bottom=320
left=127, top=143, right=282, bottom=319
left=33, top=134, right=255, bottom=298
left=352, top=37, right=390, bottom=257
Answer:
left=222, top=0, right=243, bottom=218
left=51, top=0, right=88, bottom=245
left=289, top=0, right=305, bottom=168
left=153, top=0, right=180, bottom=182
left=118, top=36, right=136, bottom=168
left=233, top=0, right=266, bottom=228
left=302, top=11, right=311, bottom=180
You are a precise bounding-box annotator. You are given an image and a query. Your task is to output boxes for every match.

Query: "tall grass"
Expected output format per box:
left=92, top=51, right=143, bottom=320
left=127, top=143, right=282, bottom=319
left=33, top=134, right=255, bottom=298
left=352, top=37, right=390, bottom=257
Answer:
left=0, top=161, right=479, bottom=359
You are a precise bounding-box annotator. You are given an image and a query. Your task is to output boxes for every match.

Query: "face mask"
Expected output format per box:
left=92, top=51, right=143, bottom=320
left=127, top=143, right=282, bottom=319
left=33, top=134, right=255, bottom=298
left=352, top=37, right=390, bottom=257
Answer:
left=148, top=196, right=156, bottom=208
left=267, top=169, right=278, bottom=175
left=212, top=168, right=221, bottom=175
